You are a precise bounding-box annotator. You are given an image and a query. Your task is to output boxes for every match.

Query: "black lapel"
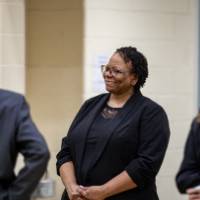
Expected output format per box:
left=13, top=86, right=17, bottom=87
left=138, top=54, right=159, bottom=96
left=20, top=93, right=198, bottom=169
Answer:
left=84, top=91, right=143, bottom=179
left=76, top=94, right=109, bottom=178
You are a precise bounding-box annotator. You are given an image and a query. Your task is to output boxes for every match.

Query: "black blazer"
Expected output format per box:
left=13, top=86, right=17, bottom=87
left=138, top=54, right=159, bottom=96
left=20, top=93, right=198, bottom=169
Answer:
left=176, top=118, right=200, bottom=193
left=0, top=89, right=50, bottom=200
left=57, top=91, right=170, bottom=200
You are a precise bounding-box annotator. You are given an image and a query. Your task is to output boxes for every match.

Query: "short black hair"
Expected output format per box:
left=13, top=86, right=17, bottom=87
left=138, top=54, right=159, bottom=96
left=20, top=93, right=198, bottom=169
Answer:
left=115, top=46, right=148, bottom=91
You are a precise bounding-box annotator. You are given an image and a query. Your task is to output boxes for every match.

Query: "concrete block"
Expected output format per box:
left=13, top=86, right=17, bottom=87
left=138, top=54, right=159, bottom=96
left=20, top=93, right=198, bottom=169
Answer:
left=1, top=65, right=25, bottom=93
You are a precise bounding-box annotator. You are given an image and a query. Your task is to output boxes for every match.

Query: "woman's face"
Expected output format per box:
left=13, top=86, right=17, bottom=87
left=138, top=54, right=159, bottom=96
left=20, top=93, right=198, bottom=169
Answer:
left=102, top=53, right=138, bottom=95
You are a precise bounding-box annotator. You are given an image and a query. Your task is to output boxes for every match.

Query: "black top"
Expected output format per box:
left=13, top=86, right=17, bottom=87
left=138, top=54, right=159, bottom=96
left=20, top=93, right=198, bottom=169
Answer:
left=57, top=91, right=170, bottom=200
left=81, top=105, right=122, bottom=183
left=176, top=118, right=200, bottom=193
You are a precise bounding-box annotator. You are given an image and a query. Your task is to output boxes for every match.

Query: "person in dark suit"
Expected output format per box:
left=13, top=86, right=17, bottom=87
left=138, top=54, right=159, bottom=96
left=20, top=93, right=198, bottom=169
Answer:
left=0, top=89, right=50, bottom=200
left=56, top=46, right=170, bottom=200
left=176, top=113, right=200, bottom=200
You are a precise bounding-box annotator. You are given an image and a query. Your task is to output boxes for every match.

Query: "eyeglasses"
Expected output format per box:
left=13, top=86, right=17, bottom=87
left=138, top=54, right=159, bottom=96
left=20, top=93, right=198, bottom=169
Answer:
left=101, top=65, right=132, bottom=77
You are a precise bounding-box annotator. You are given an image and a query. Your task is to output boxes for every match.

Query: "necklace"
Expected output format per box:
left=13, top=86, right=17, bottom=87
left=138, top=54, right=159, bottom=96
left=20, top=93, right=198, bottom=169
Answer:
left=101, top=105, right=121, bottom=119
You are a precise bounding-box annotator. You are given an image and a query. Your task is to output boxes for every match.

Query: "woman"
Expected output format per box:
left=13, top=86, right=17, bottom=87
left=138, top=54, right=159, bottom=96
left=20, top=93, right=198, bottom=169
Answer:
left=176, top=113, right=200, bottom=200
left=56, top=46, right=170, bottom=200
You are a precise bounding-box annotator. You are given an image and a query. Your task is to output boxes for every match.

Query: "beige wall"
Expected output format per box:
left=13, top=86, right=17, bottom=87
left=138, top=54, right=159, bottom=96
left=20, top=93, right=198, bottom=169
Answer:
left=0, top=0, right=25, bottom=93
left=84, top=0, right=198, bottom=199
left=26, top=0, right=83, bottom=199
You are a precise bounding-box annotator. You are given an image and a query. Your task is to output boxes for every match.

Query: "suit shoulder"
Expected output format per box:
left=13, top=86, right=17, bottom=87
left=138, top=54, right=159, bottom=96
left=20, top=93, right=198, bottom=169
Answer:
left=142, top=96, right=165, bottom=113
left=0, top=89, right=24, bottom=106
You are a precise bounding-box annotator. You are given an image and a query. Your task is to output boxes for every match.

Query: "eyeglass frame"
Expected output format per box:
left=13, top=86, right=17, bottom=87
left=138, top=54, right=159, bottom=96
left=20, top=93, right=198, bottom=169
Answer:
left=101, top=64, right=133, bottom=77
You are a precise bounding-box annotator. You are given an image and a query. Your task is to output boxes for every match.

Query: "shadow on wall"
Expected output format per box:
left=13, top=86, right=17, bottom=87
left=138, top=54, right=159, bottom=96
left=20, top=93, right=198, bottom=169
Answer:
left=25, top=0, right=84, bottom=199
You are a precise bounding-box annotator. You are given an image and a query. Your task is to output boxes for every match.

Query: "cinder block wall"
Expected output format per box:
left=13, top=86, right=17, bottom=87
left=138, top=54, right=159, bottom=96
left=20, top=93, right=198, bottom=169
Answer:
left=83, top=0, right=198, bottom=199
left=0, top=0, right=25, bottom=92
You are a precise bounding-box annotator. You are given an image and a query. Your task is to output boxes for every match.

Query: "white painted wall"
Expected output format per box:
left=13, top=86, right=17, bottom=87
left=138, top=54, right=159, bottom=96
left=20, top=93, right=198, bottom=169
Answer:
left=83, top=0, right=199, bottom=199
left=0, top=0, right=25, bottom=93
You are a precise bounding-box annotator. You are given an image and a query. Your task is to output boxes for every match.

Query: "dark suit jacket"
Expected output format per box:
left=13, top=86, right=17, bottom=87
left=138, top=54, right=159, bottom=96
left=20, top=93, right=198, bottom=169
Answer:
left=57, top=91, right=170, bottom=200
left=176, top=118, right=200, bottom=193
left=0, top=89, right=50, bottom=200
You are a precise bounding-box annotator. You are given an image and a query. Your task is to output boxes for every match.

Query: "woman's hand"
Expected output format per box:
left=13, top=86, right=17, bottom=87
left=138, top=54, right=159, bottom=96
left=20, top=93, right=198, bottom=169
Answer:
left=66, top=184, right=86, bottom=200
left=59, top=162, right=86, bottom=200
left=78, top=185, right=107, bottom=200
left=77, top=171, right=136, bottom=200
left=187, top=188, right=200, bottom=200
